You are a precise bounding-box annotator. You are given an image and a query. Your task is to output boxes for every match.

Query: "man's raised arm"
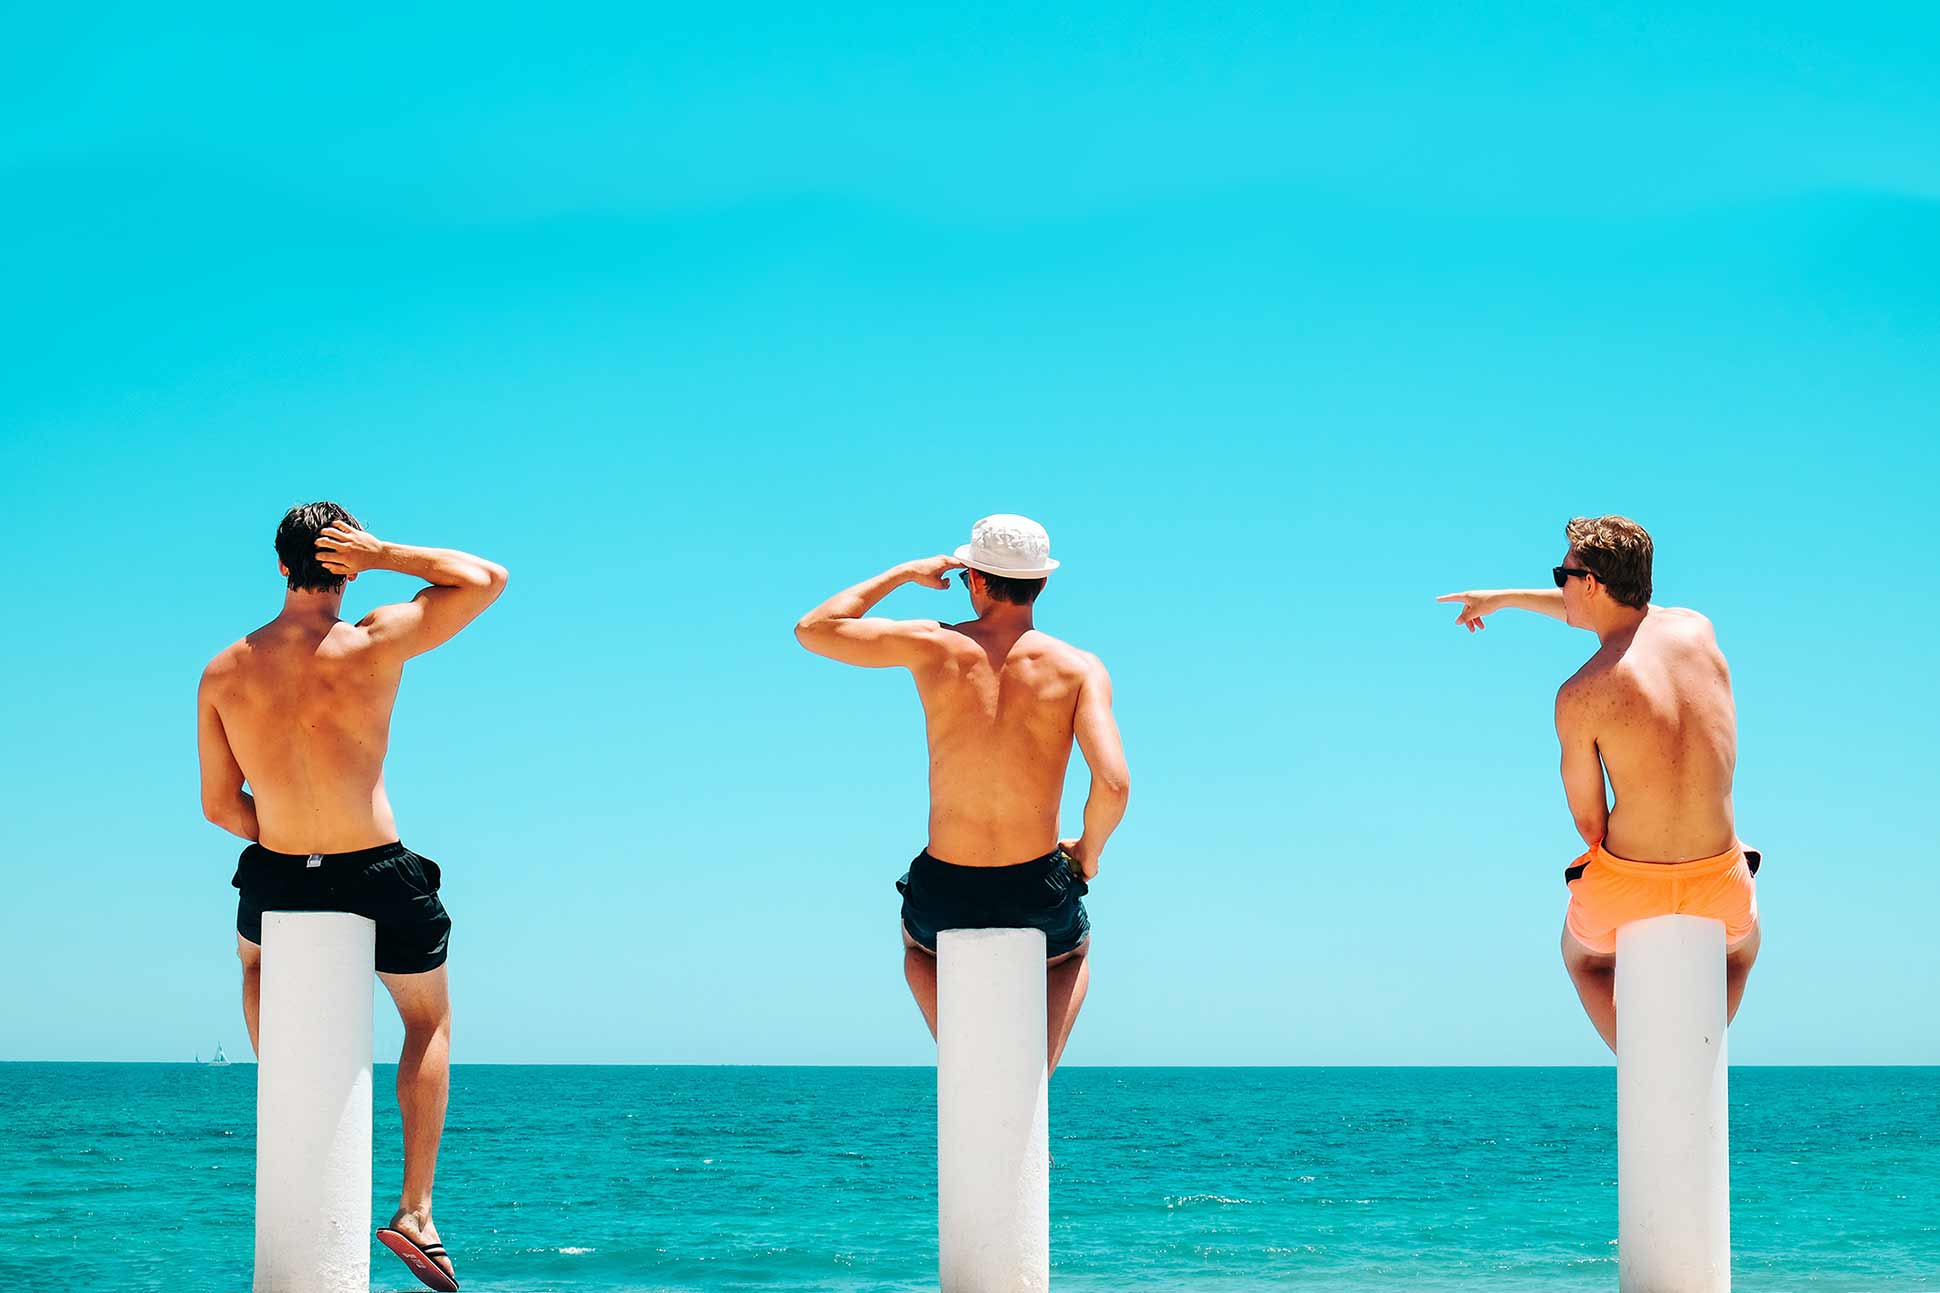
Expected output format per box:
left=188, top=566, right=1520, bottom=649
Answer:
left=1061, top=656, right=1130, bottom=880
left=793, top=556, right=961, bottom=668
left=315, top=525, right=509, bottom=660
left=1436, top=588, right=1566, bottom=633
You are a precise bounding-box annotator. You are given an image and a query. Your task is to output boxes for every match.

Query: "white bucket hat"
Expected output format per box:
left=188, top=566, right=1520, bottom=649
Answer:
left=955, top=513, right=1059, bottom=578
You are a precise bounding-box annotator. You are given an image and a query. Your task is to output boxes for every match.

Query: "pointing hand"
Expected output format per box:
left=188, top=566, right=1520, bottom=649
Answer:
left=1436, top=590, right=1501, bottom=633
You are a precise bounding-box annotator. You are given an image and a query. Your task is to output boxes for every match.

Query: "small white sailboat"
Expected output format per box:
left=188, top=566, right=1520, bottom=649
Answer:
left=196, top=1043, right=232, bottom=1067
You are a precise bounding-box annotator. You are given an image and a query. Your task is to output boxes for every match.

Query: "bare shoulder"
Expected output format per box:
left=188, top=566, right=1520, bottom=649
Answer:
left=927, top=618, right=980, bottom=647
left=1647, top=606, right=1728, bottom=670
left=1653, top=605, right=1716, bottom=638
left=899, top=617, right=975, bottom=663
left=199, top=638, right=249, bottom=691
left=1557, top=654, right=1616, bottom=718
left=1024, top=630, right=1106, bottom=678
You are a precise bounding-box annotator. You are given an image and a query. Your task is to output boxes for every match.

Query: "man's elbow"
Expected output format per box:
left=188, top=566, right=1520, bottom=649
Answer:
left=1100, top=769, right=1131, bottom=803
left=793, top=617, right=824, bottom=651
left=467, top=562, right=509, bottom=593
left=201, top=798, right=231, bottom=829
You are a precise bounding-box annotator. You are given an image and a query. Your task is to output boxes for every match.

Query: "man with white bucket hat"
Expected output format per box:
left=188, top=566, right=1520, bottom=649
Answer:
left=795, top=514, right=1130, bottom=1071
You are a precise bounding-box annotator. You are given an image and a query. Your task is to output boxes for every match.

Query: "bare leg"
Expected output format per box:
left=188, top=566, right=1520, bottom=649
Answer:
left=1561, top=926, right=1618, bottom=1053
left=902, top=926, right=940, bottom=1039
left=1045, top=945, right=1090, bottom=1074
left=237, top=936, right=262, bottom=1055
left=902, top=927, right=1091, bottom=1072
left=378, top=965, right=455, bottom=1287
left=1565, top=919, right=1758, bottom=1053
left=1725, top=920, right=1761, bottom=1025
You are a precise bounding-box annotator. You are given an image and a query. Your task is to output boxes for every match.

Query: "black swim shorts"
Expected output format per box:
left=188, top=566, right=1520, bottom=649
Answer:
left=897, top=846, right=1090, bottom=960
left=233, top=842, right=452, bottom=975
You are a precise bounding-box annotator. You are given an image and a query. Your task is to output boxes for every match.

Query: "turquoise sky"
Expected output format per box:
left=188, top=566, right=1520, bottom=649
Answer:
left=3, top=1, right=1935, bottom=1065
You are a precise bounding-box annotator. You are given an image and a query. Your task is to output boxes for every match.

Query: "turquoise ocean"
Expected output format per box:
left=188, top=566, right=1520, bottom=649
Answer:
left=2, top=1064, right=1933, bottom=1291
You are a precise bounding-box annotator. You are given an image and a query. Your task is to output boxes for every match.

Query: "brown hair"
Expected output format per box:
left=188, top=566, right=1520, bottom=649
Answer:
left=1564, top=515, right=1652, bottom=609
left=276, top=501, right=361, bottom=592
left=974, top=569, right=1046, bottom=605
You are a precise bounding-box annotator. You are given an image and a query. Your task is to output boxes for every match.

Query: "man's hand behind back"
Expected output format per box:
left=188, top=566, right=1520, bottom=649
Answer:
left=1060, top=836, right=1100, bottom=881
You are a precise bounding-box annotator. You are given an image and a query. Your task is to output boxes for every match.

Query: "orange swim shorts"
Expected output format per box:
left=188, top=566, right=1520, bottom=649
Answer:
left=1563, top=840, right=1761, bottom=956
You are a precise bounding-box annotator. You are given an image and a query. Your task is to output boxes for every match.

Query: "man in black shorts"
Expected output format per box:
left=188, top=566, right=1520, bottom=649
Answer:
left=796, top=515, right=1128, bottom=1072
left=198, top=503, right=506, bottom=1291
left=231, top=844, right=453, bottom=977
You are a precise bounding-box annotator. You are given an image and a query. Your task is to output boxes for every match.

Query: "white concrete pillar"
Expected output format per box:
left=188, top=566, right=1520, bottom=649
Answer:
left=253, top=911, right=376, bottom=1293
left=937, top=927, right=1050, bottom=1293
left=1616, top=914, right=1731, bottom=1293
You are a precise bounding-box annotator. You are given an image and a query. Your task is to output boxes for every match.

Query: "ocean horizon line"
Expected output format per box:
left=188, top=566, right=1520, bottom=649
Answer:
left=9, top=1058, right=1936, bottom=1069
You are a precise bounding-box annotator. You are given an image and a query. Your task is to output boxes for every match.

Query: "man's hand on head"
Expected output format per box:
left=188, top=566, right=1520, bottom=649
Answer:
left=902, top=555, right=965, bottom=589
left=316, top=524, right=386, bottom=579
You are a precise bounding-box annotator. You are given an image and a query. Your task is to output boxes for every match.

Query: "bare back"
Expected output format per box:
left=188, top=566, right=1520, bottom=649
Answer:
left=912, top=622, right=1094, bottom=867
left=1566, top=607, right=1737, bottom=861
left=203, top=618, right=405, bottom=853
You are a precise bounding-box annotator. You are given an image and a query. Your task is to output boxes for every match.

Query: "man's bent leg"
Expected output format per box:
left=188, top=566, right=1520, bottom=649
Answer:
left=378, top=965, right=455, bottom=1285
left=1561, top=926, right=1618, bottom=1053
left=237, top=936, right=262, bottom=1056
left=1725, top=920, right=1761, bottom=1026
left=1045, top=942, right=1089, bottom=1074
left=902, top=925, right=940, bottom=1040
left=905, top=926, right=1091, bottom=1069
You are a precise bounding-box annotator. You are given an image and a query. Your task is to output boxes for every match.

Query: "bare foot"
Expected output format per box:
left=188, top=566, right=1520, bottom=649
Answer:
left=382, top=1206, right=457, bottom=1290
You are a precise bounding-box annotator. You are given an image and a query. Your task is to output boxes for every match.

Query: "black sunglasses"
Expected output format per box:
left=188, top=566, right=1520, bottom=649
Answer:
left=1552, top=565, right=1595, bottom=588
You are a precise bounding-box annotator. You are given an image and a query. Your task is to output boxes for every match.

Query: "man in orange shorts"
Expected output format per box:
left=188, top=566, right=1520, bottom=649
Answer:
left=1439, top=516, right=1761, bottom=1050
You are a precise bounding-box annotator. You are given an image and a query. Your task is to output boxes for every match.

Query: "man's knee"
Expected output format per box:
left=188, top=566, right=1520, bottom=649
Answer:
left=395, top=998, right=452, bottom=1042
left=404, top=1014, right=452, bottom=1044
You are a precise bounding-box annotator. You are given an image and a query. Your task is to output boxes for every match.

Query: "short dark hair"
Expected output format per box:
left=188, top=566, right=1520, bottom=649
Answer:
left=276, top=501, right=361, bottom=592
left=976, top=569, right=1046, bottom=605
left=1565, top=515, right=1653, bottom=609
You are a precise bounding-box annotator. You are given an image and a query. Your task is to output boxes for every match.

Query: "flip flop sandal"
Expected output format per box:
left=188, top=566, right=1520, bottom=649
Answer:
left=376, top=1228, right=460, bottom=1292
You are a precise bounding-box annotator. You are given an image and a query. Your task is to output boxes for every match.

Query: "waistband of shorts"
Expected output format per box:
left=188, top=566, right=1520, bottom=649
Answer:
left=1592, top=840, right=1745, bottom=879
left=913, top=847, right=1065, bottom=880
left=246, top=841, right=409, bottom=866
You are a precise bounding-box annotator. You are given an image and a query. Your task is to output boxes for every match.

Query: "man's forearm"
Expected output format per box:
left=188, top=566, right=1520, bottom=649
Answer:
left=374, top=542, right=506, bottom=590
left=207, top=791, right=260, bottom=842
left=1079, top=781, right=1129, bottom=856
left=1495, top=589, right=1567, bottom=620
left=797, top=563, right=915, bottom=630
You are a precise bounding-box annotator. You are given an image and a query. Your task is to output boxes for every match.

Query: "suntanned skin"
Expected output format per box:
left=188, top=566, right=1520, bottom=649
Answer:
left=795, top=554, right=1130, bottom=1072
left=198, top=521, right=506, bottom=1287
left=1438, top=548, right=1759, bottom=1052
